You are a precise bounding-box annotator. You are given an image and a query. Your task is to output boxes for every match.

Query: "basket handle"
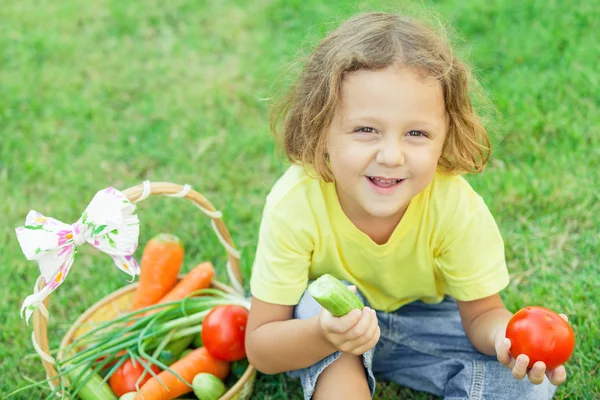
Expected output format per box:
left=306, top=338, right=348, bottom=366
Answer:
left=123, top=181, right=245, bottom=293
left=31, top=180, right=245, bottom=391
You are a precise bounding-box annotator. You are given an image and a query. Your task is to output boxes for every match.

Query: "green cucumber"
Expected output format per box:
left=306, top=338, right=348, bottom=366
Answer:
left=64, top=363, right=117, bottom=400
left=307, top=274, right=364, bottom=317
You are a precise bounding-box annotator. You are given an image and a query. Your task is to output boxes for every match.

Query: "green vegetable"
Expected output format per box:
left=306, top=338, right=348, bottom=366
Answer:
left=157, top=349, right=177, bottom=366
left=192, top=373, right=227, bottom=400
left=64, top=363, right=117, bottom=400
left=307, top=274, right=364, bottom=317
left=231, top=358, right=249, bottom=378
left=157, top=334, right=196, bottom=365
left=119, top=393, right=137, bottom=400
left=179, top=348, right=194, bottom=360
left=192, top=332, right=203, bottom=348
left=165, top=334, right=195, bottom=357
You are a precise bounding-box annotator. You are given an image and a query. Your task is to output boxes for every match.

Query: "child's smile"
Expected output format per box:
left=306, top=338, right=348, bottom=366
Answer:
left=366, top=176, right=405, bottom=194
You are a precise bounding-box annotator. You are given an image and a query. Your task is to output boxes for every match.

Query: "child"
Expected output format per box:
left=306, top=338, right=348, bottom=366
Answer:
left=245, top=12, right=568, bottom=400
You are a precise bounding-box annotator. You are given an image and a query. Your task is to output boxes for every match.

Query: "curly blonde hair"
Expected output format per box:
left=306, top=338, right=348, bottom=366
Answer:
left=271, top=12, right=491, bottom=182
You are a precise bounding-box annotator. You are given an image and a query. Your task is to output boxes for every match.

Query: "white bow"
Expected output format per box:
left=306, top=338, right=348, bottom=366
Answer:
left=16, top=187, right=140, bottom=324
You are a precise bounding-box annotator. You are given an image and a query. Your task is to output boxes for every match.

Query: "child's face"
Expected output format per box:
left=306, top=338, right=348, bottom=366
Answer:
left=327, top=66, right=447, bottom=223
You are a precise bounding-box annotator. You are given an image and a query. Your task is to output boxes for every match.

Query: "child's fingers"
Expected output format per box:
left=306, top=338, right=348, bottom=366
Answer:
left=321, top=307, right=361, bottom=334
left=345, top=308, right=377, bottom=345
left=345, top=307, right=373, bottom=340
left=527, top=361, right=546, bottom=385
left=496, top=338, right=512, bottom=366
left=511, top=354, right=530, bottom=380
left=349, top=309, right=380, bottom=354
left=546, top=365, right=567, bottom=386
left=348, top=325, right=381, bottom=356
left=347, top=285, right=357, bottom=293
left=364, top=308, right=379, bottom=340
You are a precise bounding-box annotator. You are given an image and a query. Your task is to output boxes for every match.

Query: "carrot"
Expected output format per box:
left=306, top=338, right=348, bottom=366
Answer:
left=134, top=347, right=229, bottom=400
left=145, top=262, right=215, bottom=316
left=131, top=233, right=185, bottom=311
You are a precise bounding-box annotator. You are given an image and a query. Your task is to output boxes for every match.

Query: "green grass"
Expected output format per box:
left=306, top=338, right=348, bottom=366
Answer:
left=1, top=0, right=598, bottom=398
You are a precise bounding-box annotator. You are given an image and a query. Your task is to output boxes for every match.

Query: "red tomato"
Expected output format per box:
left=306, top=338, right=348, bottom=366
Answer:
left=505, top=306, right=575, bottom=370
left=202, top=305, right=249, bottom=361
left=109, top=358, right=160, bottom=397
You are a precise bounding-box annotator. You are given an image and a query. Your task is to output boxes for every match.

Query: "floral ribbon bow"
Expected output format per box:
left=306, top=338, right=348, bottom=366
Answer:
left=16, top=187, right=140, bottom=324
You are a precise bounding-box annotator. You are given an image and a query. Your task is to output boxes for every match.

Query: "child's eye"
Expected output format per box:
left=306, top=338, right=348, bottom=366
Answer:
left=354, top=127, right=377, bottom=134
left=407, top=130, right=427, bottom=137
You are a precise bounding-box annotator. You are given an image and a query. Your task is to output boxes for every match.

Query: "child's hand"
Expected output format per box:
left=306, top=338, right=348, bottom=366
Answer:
left=318, top=286, right=380, bottom=355
left=494, top=314, right=569, bottom=386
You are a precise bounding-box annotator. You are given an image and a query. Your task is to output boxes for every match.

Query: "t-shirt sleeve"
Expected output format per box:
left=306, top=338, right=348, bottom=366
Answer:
left=249, top=203, right=314, bottom=305
left=435, top=196, right=510, bottom=301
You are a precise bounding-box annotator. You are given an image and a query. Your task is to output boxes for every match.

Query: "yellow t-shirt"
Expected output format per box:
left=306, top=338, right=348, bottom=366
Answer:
left=250, top=165, right=509, bottom=312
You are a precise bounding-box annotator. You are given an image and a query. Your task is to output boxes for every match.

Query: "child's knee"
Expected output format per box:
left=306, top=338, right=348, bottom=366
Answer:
left=286, top=346, right=377, bottom=399
left=313, top=353, right=371, bottom=400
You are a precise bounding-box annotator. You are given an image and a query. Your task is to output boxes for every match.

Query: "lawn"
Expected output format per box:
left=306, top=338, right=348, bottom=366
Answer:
left=1, top=0, right=598, bottom=398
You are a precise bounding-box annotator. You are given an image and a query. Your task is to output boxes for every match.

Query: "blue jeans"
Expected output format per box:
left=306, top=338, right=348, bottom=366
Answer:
left=287, top=284, right=557, bottom=400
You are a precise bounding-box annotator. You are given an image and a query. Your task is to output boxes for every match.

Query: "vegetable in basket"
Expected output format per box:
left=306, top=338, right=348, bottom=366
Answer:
left=157, top=334, right=196, bottom=366
left=145, top=262, right=215, bottom=316
left=179, top=349, right=194, bottom=360
left=193, top=373, right=227, bottom=400
left=157, top=350, right=177, bottom=367
left=65, top=363, right=117, bottom=400
left=131, top=233, right=184, bottom=311
left=133, top=347, right=229, bottom=400
left=109, top=358, right=160, bottom=397
left=202, top=305, right=249, bottom=362
left=192, top=332, right=203, bottom=348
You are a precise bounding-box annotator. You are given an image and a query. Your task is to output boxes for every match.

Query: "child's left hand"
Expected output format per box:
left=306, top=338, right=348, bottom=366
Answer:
left=494, top=315, right=568, bottom=386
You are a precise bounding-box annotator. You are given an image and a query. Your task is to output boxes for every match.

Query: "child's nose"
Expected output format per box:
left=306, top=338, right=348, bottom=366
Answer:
left=375, top=143, right=405, bottom=167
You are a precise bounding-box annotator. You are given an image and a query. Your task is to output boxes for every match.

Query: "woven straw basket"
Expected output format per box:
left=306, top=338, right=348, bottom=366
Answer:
left=32, top=181, right=256, bottom=399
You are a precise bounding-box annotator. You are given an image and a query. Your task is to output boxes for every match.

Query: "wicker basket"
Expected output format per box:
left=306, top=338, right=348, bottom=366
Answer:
left=32, top=181, right=256, bottom=399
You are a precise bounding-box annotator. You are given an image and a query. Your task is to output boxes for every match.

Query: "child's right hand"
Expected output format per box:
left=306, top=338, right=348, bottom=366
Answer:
left=318, top=287, right=381, bottom=355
